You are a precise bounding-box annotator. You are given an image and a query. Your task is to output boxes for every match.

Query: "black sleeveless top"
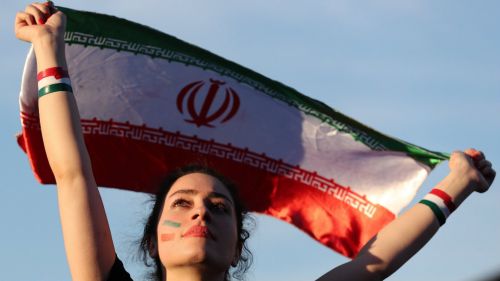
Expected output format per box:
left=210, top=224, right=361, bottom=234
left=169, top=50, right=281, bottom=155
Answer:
left=107, top=255, right=133, bottom=281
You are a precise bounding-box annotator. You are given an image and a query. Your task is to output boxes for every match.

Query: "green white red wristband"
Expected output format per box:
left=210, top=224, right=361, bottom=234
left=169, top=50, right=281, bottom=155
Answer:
left=37, top=67, right=73, bottom=98
left=430, top=188, right=457, bottom=213
left=419, top=188, right=457, bottom=226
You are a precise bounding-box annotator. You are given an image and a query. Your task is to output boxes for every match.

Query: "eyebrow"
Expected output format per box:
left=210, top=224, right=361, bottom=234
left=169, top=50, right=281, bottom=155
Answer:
left=168, top=189, right=234, bottom=205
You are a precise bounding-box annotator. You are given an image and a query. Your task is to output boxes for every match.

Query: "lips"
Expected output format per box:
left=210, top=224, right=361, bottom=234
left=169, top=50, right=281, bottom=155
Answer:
left=182, top=225, right=215, bottom=240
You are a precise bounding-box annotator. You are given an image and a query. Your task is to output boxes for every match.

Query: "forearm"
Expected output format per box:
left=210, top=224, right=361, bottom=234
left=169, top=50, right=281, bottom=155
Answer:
left=356, top=171, right=475, bottom=278
left=35, top=37, right=93, bottom=180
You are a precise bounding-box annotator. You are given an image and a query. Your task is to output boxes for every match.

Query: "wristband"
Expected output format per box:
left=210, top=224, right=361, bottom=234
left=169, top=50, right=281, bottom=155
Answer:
left=430, top=188, right=457, bottom=213
left=37, top=67, right=73, bottom=98
left=419, top=189, right=456, bottom=226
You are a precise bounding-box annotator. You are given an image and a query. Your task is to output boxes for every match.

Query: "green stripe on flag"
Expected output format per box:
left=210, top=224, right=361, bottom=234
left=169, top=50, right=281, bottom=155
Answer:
left=57, top=6, right=449, bottom=168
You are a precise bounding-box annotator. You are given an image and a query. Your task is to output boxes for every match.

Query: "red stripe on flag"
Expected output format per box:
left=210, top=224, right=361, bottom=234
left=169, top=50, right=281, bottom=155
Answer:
left=17, top=114, right=395, bottom=258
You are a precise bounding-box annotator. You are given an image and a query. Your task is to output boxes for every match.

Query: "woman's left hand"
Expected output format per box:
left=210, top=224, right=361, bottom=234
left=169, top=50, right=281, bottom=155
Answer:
left=449, top=149, right=495, bottom=193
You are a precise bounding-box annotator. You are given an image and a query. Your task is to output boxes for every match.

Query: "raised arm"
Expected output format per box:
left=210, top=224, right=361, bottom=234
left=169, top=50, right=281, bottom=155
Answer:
left=317, top=149, right=495, bottom=281
left=15, top=3, right=115, bottom=280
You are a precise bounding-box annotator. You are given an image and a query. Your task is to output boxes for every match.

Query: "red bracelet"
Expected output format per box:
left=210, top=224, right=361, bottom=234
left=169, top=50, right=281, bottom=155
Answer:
left=37, top=67, right=69, bottom=81
left=430, top=189, right=457, bottom=213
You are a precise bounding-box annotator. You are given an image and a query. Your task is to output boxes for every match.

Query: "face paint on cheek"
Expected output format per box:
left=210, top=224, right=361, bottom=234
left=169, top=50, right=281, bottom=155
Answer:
left=161, top=233, right=175, bottom=242
left=162, top=220, right=181, bottom=228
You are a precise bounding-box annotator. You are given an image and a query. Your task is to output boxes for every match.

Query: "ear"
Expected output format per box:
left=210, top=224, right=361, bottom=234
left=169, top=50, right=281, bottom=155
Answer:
left=231, top=241, right=243, bottom=267
left=148, top=236, right=159, bottom=258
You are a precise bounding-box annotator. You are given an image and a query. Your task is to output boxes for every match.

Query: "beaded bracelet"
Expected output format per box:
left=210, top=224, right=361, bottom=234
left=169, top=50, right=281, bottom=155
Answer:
left=419, top=188, right=457, bottom=226
left=37, top=67, right=73, bottom=98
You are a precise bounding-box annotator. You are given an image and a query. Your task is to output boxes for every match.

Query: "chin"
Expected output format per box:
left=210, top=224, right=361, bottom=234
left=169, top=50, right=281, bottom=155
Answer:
left=187, top=246, right=231, bottom=270
left=185, top=246, right=209, bottom=264
left=161, top=240, right=232, bottom=270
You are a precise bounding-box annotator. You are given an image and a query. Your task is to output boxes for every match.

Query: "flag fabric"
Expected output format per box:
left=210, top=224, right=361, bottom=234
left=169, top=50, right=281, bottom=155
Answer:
left=17, top=7, right=448, bottom=258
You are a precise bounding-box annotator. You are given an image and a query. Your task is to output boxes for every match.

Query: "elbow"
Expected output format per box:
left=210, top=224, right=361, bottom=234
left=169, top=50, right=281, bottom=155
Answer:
left=365, top=264, right=389, bottom=281
left=44, top=145, right=94, bottom=184
left=365, top=260, right=404, bottom=280
left=353, top=253, right=393, bottom=281
left=50, top=162, right=92, bottom=185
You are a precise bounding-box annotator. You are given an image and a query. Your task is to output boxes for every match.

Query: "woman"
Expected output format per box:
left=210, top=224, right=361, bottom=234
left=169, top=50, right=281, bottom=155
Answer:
left=14, top=2, right=496, bottom=281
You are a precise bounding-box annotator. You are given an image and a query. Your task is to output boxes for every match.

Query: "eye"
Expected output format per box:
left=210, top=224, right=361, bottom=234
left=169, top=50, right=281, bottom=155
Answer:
left=172, top=198, right=192, bottom=208
left=210, top=201, right=230, bottom=214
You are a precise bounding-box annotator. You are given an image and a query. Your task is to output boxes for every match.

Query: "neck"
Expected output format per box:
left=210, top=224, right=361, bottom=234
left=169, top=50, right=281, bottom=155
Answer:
left=163, top=265, right=226, bottom=281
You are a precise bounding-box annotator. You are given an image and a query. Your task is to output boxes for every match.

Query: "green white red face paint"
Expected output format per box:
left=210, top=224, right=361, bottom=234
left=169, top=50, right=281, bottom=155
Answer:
left=162, top=220, right=181, bottom=228
left=160, top=220, right=181, bottom=242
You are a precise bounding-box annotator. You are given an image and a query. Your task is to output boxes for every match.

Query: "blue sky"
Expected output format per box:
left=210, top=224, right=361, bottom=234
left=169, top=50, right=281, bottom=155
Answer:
left=2, top=1, right=499, bottom=280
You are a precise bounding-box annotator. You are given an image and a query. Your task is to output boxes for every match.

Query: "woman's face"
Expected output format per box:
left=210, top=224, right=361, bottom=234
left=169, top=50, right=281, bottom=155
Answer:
left=157, top=172, right=239, bottom=273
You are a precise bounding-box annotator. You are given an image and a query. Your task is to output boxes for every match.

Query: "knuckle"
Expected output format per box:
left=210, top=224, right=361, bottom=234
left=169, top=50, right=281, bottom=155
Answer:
left=26, top=6, right=37, bottom=15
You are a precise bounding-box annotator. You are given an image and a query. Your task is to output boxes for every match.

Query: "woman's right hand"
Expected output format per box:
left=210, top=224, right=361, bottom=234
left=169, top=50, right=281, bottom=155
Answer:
left=15, top=1, right=65, bottom=45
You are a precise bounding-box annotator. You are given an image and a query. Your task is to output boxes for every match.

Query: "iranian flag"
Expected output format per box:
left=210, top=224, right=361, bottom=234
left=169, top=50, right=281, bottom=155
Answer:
left=17, top=7, right=448, bottom=258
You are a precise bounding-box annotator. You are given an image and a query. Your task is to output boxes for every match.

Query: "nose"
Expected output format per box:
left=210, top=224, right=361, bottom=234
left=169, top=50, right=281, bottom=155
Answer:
left=191, top=205, right=211, bottom=222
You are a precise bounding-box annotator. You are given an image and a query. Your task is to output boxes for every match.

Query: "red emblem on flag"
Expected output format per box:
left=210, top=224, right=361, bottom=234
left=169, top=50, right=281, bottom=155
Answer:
left=176, top=79, right=240, bottom=128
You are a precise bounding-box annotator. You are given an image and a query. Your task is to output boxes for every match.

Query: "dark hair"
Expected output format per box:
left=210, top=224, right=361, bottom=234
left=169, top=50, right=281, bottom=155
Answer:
left=138, top=165, right=253, bottom=281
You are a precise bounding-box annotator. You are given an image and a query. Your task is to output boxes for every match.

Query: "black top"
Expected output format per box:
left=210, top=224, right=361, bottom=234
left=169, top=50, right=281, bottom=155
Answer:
left=107, top=255, right=133, bottom=281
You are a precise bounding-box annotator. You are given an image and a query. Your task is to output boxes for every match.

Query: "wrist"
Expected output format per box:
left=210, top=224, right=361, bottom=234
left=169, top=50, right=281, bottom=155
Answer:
left=438, top=171, right=475, bottom=207
left=419, top=173, right=474, bottom=226
left=32, top=31, right=64, bottom=48
left=33, top=35, right=67, bottom=70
